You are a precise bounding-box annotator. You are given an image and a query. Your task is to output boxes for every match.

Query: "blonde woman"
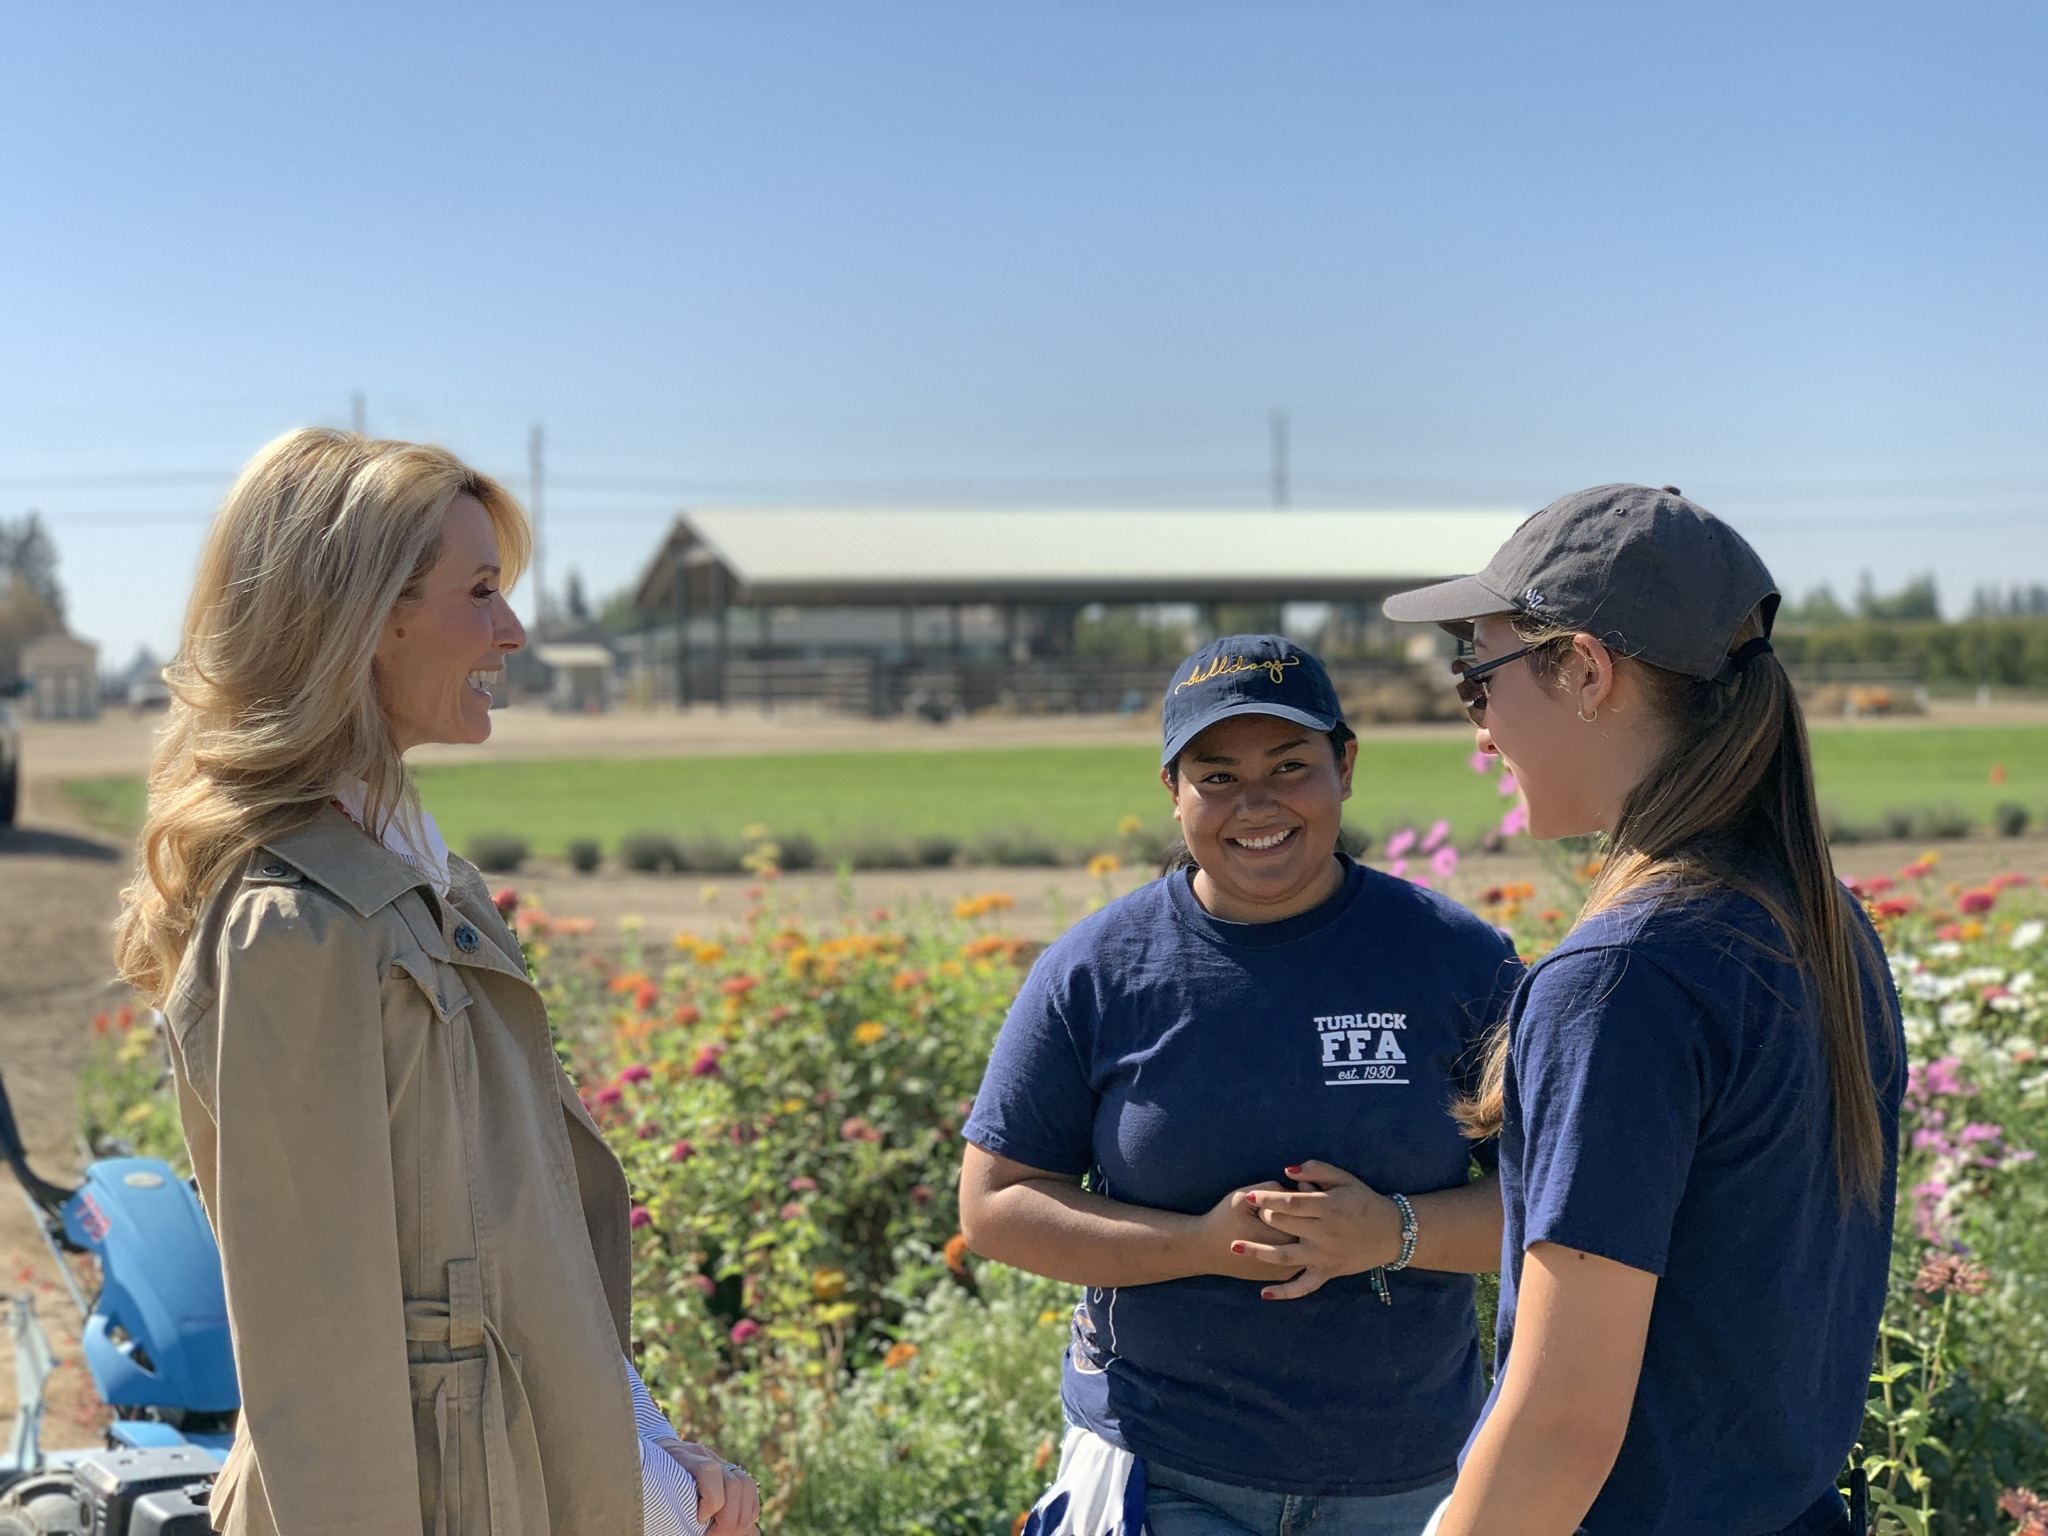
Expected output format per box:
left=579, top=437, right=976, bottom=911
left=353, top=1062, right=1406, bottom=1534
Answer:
left=115, top=429, right=757, bottom=1536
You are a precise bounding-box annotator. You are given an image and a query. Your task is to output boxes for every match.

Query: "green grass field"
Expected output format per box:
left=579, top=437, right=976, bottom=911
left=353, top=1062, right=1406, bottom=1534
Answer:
left=60, top=722, right=2048, bottom=860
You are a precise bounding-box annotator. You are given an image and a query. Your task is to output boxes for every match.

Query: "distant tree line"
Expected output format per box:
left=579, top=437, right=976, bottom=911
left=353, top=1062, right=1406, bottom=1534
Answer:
left=1775, top=571, right=2048, bottom=689
left=0, top=512, right=65, bottom=685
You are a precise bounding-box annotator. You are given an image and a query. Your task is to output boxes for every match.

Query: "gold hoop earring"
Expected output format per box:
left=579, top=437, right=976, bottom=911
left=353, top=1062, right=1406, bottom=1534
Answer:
left=1578, top=705, right=1598, bottom=723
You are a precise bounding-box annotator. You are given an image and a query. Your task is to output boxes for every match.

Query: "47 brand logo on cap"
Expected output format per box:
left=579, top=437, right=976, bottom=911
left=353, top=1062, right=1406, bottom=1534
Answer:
left=1173, top=652, right=1299, bottom=694
left=1315, top=1010, right=1408, bottom=1086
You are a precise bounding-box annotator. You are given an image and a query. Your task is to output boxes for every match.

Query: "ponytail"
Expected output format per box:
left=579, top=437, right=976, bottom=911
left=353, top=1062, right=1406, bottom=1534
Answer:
left=1455, top=612, right=1891, bottom=1209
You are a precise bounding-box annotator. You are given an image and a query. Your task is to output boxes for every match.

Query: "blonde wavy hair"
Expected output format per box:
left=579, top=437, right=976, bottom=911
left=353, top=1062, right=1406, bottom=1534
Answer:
left=114, top=428, right=530, bottom=1004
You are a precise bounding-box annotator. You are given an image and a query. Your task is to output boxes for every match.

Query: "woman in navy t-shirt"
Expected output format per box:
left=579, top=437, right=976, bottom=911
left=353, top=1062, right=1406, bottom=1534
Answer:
left=1382, top=486, right=1904, bottom=1536
left=961, top=636, right=1522, bottom=1536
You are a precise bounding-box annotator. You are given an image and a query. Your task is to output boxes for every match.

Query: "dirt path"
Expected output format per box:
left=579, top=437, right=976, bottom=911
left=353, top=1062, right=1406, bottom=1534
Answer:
left=1, top=765, right=134, bottom=1449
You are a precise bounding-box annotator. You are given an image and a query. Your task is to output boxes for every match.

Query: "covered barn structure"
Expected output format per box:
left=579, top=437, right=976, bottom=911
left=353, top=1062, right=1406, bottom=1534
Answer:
left=623, top=507, right=1524, bottom=717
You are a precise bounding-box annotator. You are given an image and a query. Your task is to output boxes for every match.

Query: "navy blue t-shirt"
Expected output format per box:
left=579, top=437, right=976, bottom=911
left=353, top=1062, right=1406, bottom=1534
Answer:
left=964, top=859, right=1522, bottom=1496
left=1476, top=884, right=1904, bottom=1535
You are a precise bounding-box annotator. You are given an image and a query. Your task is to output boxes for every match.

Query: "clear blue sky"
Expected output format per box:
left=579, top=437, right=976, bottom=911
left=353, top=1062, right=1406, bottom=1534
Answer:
left=4, top=2, right=2045, bottom=666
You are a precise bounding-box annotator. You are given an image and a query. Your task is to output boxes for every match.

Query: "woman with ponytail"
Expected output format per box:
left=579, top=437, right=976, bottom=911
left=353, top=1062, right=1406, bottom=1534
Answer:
left=1379, top=486, right=1903, bottom=1536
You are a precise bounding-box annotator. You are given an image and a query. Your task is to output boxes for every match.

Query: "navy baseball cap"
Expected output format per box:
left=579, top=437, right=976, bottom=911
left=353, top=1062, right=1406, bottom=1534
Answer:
left=1160, top=635, right=1346, bottom=767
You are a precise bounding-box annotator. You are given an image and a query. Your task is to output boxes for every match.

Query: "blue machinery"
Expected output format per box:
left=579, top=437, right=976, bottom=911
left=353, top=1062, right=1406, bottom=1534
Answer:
left=2, top=1065, right=235, bottom=1533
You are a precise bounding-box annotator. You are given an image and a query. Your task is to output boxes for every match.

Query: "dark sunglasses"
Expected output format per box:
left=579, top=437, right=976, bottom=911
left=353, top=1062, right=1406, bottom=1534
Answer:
left=1450, top=642, right=1546, bottom=727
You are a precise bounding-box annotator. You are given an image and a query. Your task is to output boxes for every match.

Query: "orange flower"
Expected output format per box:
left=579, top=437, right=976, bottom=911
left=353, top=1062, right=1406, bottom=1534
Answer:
left=892, top=968, right=928, bottom=993
left=883, top=1341, right=919, bottom=1369
left=943, top=1233, right=972, bottom=1276
left=606, top=971, right=648, bottom=995
left=853, top=1021, right=887, bottom=1046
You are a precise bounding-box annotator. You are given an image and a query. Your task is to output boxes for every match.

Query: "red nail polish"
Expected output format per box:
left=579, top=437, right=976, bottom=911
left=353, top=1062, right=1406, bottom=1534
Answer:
left=1244, top=1192, right=1258, bottom=1205
left=1261, top=1290, right=1275, bottom=1300
left=1284, top=1166, right=1302, bottom=1176
left=1231, top=1242, right=1245, bottom=1254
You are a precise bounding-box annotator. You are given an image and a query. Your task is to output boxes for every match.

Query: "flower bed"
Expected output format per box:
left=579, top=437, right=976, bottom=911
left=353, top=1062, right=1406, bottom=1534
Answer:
left=81, top=855, right=2048, bottom=1534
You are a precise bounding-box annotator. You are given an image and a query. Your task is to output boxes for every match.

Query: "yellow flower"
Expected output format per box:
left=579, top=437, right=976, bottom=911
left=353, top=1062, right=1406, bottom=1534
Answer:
left=1087, top=853, right=1121, bottom=878
left=700, top=885, right=722, bottom=904
left=1037, top=1309, right=1065, bottom=1327
left=671, top=932, right=700, bottom=951
left=742, top=822, right=771, bottom=842
left=854, top=1021, right=887, bottom=1046
left=812, top=1267, right=848, bottom=1301
left=694, top=942, right=727, bottom=965
left=1118, top=814, right=1143, bottom=839
left=779, top=1097, right=807, bottom=1115
left=620, top=914, right=644, bottom=934
left=122, top=1102, right=154, bottom=1126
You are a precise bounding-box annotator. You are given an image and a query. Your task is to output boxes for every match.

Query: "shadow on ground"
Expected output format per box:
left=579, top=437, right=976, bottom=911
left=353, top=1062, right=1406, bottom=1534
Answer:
left=0, top=825, right=121, bottom=861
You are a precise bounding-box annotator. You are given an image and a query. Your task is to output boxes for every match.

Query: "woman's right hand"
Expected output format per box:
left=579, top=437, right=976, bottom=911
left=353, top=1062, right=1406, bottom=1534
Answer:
left=1202, top=1182, right=1303, bottom=1282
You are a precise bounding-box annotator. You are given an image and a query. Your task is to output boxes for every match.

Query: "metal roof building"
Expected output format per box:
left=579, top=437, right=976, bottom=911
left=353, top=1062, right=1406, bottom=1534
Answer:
left=624, top=506, right=1525, bottom=715
left=633, top=507, right=1525, bottom=609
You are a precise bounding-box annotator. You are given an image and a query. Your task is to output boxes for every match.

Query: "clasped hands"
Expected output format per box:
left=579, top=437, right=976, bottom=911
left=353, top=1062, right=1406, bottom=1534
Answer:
left=1202, top=1159, right=1403, bottom=1301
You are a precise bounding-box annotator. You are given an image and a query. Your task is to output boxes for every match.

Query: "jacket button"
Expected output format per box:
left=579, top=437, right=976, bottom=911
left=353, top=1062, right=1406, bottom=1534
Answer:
left=260, top=862, right=288, bottom=879
left=454, top=925, right=480, bottom=953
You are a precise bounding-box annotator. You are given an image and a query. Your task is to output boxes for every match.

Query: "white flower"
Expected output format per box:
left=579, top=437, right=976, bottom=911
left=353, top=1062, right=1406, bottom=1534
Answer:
left=2012, top=920, right=2045, bottom=951
left=1927, top=941, right=1965, bottom=962
left=1939, top=1000, right=1977, bottom=1027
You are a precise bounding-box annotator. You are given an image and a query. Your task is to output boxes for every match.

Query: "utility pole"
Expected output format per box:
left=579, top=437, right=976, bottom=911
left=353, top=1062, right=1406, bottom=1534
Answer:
left=1270, top=410, right=1289, bottom=508
left=350, top=392, right=366, bottom=436
left=528, top=423, right=547, bottom=630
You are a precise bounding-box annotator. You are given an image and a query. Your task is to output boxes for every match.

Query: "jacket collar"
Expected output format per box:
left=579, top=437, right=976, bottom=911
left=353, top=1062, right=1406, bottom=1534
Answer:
left=264, top=803, right=437, bottom=919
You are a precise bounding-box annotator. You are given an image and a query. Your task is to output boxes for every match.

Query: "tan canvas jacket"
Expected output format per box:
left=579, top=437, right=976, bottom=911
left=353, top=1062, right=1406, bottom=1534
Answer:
left=163, top=806, right=643, bottom=1536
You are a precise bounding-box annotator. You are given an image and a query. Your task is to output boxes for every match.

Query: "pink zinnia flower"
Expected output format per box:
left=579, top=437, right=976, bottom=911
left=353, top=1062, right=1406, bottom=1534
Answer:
left=669, top=1139, right=695, bottom=1162
left=629, top=1206, right=652, bottom=1229
left=1499, top=805, right=1529, bottom=837
left=1385, top=828, right=1418, bottom=859
left=619, top=1063, right=652, bottom=1084
left=1497, top=772, right=1519, bottom=798
left=595, top=1085, right=624, bottom=1106
left=1431, top=846, right=1459, bottom=880
left=1421, top=819, right=1451, bottom=854
left=729, top=1319, right=761, bottom=1344
left=1467, top=750, right=1494, bottom=774
left=789, top=1176, right=818, bottom=1192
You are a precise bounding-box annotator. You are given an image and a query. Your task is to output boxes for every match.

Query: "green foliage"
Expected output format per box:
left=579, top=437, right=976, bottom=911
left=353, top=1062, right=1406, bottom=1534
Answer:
left=1777, top=615, right=2048, bottom=690
left=466, top=831, right=530, bottom=873
left=75, top=844, right=2048, bottom=1533
left=569, top=837, right=604, bottom=873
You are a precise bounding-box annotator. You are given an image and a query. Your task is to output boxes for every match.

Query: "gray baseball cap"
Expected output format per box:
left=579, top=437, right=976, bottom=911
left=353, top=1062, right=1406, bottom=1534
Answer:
left=1381, top=483, right=1780, bottom=681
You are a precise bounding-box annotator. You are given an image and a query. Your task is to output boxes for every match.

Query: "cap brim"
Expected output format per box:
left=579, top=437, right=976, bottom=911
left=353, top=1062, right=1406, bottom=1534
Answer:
left=1380, top=576, right=1517, bottom=624
left=1163, top=702, right=1341, bottom=767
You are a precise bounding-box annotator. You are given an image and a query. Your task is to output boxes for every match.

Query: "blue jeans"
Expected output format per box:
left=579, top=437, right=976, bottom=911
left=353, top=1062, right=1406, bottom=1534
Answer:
left=1144, top=1460, right=1458, bottom=1536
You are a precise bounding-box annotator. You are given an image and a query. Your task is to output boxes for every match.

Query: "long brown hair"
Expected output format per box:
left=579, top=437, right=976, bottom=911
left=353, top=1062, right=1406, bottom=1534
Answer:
left=114, top=428, right=530, bottom=1004
left=1456, top=611, right=1891, bottom=1208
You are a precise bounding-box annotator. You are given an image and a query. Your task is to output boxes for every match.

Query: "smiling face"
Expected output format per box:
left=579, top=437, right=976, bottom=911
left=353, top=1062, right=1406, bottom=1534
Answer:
left=1164, top=712, right=1356, bottom=923
left=372, top=493, right=526, bottom=753
left=1467, top=612, right=1667, bottom=839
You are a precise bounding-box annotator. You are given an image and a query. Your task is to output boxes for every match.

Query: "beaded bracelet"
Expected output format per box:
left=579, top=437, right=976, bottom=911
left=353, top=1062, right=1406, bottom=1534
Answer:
left=1386, top=1192, right=1419, bottom=1272
left=1367, top=1193, right=1420, bottom=1305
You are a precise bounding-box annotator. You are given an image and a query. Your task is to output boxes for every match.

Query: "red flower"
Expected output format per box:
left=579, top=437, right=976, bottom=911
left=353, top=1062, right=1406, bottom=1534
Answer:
left=910, top=1184, right=933, bottom=1205
left=492, top=887, right=520, bottom=917
left=619, top=1063, right=652, bottom=1084
left=636, top=1123, right=659, bottom=1140
left=839, top=1117, right=883, bottom=1143
left=629, top=1205, right=652, bottom=1230
left=671, top=1004, right=701, bottom=1026
left=688, top=1274, right=716, bottom=1296
left=1874, top=897, right=1918, bottom=919
left=669, top=1139, right=695, bottom=1163
left=767, top=1004, right=792, bottom=1023
left=779, top=1202, right=803, bottom=1220
left=634, top=981, right=659, bottom=1013
left=729, top=1318, right=761, bottom=1344
left=1959, top=888, right=1997, bottom=915
left=595, top=1085, right=624, bottom=1106
left=690, top=1045, right=724, bottom=1078
left=789, top=1176, right=818, bottom=1192
left=720, top=975, right=760, bottom=997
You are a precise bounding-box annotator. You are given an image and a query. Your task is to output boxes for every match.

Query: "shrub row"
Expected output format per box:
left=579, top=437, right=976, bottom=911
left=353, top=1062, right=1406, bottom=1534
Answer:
left=1822, top=802, right=2035, bottom=843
